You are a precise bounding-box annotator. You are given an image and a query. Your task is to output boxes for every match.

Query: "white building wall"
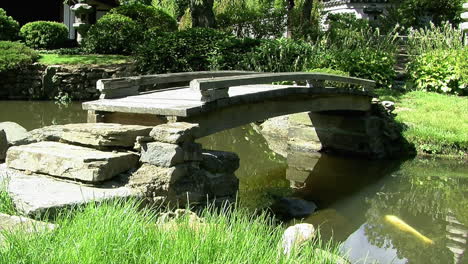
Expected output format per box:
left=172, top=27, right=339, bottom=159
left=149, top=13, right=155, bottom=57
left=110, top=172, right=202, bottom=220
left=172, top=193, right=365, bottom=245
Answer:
left=323, top=3, right=390, bottom=21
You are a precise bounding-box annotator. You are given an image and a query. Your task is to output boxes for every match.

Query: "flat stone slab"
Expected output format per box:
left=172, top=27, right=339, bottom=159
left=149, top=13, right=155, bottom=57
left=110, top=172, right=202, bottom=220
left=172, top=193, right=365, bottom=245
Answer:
left=6, top=142, right=138, bottom=182
left=55, top=123, right=152, bottom=148
left=0, top=213, right=55, bottom=233
left=0, top=164, right=141, bottom=217
left=149, top=122, right=199, bottom=144
left=140, top=142, right=202, bottom=167
left=0, top=213, right=55, bottom=245
left=0, top=122, right=30, bottom=145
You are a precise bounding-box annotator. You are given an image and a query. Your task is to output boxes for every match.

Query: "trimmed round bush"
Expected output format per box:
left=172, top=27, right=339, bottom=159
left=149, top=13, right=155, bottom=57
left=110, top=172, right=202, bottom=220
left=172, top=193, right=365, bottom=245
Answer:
left=110, top=3, right=177, bottom=32
left=0, top=8, right=19, bottom=41
left=83, top=14, right=142, bottom=55
left=20, top=21, right=68, bottom=49
left=0, top=41, right=39, bottom=73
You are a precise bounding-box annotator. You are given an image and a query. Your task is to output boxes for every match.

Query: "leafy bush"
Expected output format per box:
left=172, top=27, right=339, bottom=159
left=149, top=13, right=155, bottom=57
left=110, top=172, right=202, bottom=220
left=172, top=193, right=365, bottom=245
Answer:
left=406, top=22, right=463, bottom=56
left=319, top=17, right=399, bottom=88
left=153, top=0, right=190, bottom=20
left=208, top=37, right=261, bottom=70
left=243, top=38, right=318, bottom=72
left=135, top=28, right=231, bottom=73
left=111, top=2, right=177, bottom=32
left=0, top=8, right=19, bottom=41
left=325, top=48, right=396, bottom=88
left=326, top=13, right=370, bottom=40
left=83, top=14, right=142, bottom=55
left=215, top=1, right=286, bottom=39
left=20, top=21, right=68, bottom=49
left=407, top=48, right=467, bottom=95
left=0, top=41, right=39, bottom=73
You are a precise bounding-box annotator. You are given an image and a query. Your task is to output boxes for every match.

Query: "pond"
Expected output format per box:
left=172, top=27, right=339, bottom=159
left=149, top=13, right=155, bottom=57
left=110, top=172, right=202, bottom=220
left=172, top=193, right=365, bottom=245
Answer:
left=1, top=100, right=467, bottom=264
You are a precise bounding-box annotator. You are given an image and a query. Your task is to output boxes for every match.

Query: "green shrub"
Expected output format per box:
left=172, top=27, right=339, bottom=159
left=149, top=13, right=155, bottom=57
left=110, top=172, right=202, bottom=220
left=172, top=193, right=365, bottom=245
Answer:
left=83, top=14, right=142, bottom=55
left=0, top=8, right=19, bottom=41
left=135, top=28, right=231, bottom=73
left=0, top=41, right=39, bottom=73
left=110, top=2, right=177, bottom=32
left=318, top=19, right=398, bottom=88
left=20, top=21, right=68, bottom=49
left=406, top=22, right=463, bottom=56
left=326, top=13, right=370, bottom=39
left=208, top=37, right=262, bottom=70
left=215, top=8, right=285, bottom=39
left=325, top=48, right=396, bottom=88
left=243, top=38, right=317, bottom=72
left=407, top=48, right=467, bottom=95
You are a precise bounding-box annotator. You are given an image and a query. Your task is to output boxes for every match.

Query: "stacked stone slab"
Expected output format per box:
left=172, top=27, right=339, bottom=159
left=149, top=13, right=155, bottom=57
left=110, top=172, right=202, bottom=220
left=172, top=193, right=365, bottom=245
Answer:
left=1, top=122, right=241, bottom=217
left=0, top=63, right=135, bottom=100
left=259, top=99, right=408, bottom=159
left=129, top=122, right=240, bottom=207
left=1, top=123, right=153, bottom=217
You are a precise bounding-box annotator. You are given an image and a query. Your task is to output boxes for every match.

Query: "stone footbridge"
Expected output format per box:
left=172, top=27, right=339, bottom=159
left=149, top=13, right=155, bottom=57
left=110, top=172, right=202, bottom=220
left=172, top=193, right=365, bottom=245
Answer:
left=83, top=71, right=376, bottom=139
left=2, top=71, right=403, bottom=218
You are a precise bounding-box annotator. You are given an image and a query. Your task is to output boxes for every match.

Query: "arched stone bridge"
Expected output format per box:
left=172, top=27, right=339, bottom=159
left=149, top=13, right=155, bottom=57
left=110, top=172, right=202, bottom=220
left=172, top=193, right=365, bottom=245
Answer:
left=83, top=71, right=376, bottom=139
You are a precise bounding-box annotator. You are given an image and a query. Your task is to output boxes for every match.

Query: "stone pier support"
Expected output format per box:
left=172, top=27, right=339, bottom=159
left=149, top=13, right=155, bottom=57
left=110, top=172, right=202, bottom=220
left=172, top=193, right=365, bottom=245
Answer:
left=128, top=122, right=240, bottom=208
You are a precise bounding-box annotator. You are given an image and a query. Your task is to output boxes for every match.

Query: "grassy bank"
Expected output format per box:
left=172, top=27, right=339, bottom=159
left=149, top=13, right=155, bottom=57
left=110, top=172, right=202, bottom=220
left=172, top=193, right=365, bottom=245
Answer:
left=38, top=54, right=131, bottom=65
left=376, top=90, right=468, bottom=157
left=0, top=180, right=15, bottom=215
left=0, top=200, right=343, bottom=263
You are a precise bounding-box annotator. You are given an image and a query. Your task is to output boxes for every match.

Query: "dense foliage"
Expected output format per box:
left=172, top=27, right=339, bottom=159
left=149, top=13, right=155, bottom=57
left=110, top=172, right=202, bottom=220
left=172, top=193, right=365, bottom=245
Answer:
left=134, top=14, right=399, bottom=88
left=83, top=14, right=141, bottom=55
left=20, top=21, right=68, bottom=49
left=405, top=22, right=463, bottom=56
left=0, top=41, right=39, bottom=73
left=376, top=0, right=464, bottom=32
left=214, top=0, right=286, bottom=39
left=407, top=48, right=467, bottom=95
left=404, top=22, right=466, bottom=95
left=0, top=8, right=19, bottom=41
left=153, top=0, right=190, bottom=21
left=135, top=28, right=231, bottom=73
left=243, top=38, right=316, bottom=72
left=111, top=2, right=177, bottom=32
left=208, top=37, right=262, bottom=70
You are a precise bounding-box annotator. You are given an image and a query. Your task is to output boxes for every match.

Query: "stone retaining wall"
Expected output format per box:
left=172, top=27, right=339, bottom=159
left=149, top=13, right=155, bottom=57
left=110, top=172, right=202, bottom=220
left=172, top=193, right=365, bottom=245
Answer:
left=0, top=63, right=135, bottom=100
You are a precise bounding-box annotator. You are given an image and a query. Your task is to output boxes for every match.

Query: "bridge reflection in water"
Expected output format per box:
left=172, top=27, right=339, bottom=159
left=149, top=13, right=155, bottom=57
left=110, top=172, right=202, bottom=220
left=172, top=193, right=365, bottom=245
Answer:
left=200, top=124, right=467, bottom=264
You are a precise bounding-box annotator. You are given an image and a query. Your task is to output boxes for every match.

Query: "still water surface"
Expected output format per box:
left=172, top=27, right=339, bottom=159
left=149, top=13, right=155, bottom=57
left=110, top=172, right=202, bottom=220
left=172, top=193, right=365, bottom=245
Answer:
left=1, top=101, right=467, bottom=264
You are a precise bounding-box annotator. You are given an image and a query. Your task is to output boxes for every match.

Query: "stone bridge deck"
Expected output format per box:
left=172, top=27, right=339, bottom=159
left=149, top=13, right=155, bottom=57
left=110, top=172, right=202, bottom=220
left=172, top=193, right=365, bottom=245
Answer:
left=83, top=71, right=376, bottom=138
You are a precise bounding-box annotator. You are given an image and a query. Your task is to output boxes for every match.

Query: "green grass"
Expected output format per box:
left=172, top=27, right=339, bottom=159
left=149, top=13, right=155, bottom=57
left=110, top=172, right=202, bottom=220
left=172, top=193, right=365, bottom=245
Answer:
left=0, top=200, right=344, bottom=263
left=38, top=54, right=131, bottom=65
left=0, top=179, right=16, bottom=215
left=376, top=90, right=468, bottom=157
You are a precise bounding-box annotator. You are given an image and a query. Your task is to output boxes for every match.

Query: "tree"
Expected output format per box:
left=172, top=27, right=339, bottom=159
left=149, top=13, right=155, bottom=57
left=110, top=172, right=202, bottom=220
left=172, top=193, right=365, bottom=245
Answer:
left=190, top=0, right=216, bottom=28
left=384, top=0, right=464, bottom=29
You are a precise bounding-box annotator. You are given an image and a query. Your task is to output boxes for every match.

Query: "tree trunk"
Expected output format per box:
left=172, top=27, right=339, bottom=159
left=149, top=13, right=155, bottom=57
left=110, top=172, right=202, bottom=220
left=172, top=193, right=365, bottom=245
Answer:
left=190, top=0, right=216, bottom=28
left=286, top=0, right=295, bottom=37
left=302, top=0, right=313, bottom=24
